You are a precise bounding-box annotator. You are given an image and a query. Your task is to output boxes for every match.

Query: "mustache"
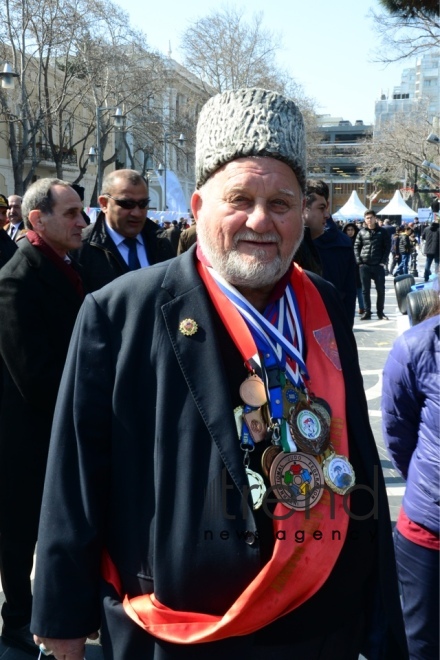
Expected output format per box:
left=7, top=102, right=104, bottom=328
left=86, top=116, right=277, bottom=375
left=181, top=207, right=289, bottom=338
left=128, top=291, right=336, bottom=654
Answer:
left=233, top=231, right=281, bottom=246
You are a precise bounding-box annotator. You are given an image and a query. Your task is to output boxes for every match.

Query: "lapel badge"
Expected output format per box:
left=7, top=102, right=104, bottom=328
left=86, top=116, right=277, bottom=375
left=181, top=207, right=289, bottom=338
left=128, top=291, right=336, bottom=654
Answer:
left=179, top=318, right=198, bottom=336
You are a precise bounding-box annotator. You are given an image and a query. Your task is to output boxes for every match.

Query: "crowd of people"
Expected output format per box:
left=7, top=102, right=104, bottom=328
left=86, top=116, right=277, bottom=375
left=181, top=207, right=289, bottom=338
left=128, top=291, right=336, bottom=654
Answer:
left=0, top=87, right=438, bottom=660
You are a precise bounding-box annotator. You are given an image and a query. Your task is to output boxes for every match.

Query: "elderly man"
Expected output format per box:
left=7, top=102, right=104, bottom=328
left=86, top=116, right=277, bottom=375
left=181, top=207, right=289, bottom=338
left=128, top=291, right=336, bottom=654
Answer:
left=0, top=179, right=86, bottom=656
left=5, top=195, right=24, bottom=241
left=74, top=169, right=174, bottom=292
left=32, top=90, right=407, bottom=659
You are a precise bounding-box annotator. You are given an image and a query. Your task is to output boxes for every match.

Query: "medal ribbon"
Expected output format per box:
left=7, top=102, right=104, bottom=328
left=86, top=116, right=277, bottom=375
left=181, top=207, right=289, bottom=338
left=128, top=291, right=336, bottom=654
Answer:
left=102, top=264, right=351, bottom=643
left=200, top=265, right=306, bottom=452
left=205, top=267, right=308, bottom=386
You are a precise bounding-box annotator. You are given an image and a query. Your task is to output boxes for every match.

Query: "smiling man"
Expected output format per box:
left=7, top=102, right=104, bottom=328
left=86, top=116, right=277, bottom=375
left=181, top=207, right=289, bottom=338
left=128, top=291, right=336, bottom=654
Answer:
left=0, top=179, right=86, bottom=656
left=32, top=90, right=407, bottom=659
left=74, top=169, right=174, bottom=292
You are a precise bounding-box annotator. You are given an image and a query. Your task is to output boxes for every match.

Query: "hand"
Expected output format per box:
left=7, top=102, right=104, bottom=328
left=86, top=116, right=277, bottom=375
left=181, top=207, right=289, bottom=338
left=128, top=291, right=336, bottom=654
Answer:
left=33, top=632, right=99, bottom=659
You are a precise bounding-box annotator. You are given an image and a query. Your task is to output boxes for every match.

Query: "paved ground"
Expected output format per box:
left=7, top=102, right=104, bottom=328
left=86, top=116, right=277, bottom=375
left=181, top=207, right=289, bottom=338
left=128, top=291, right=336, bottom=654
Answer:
left=0, top=273, right=412, bottom=658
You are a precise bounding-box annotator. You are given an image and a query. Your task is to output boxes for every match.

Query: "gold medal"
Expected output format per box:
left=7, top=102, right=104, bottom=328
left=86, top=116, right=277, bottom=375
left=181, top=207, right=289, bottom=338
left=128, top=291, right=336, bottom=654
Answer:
left=239, top=374, right=267, bottom=407
left=322, top=453, right=356, bottom=495
left=245, top=468, right=266, bottom=510
left=269, top=452, right=324, bottom=510
left=289, top=403, right=330, bottom=456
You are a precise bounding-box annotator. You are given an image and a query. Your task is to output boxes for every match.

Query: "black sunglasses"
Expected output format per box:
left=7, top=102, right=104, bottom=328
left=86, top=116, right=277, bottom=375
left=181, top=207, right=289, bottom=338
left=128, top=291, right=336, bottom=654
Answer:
left=105, top=194, right=150, bottom=210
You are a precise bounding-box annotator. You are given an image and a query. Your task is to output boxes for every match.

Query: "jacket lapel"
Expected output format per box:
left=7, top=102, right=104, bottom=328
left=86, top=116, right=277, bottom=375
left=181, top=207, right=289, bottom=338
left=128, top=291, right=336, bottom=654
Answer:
left=160, top=251, right=248, bottom=495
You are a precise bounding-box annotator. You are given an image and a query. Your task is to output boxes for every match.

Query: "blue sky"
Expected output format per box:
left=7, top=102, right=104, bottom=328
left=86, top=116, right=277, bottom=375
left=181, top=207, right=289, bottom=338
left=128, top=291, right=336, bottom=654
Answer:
left=115, top=0, right=412, bottom=124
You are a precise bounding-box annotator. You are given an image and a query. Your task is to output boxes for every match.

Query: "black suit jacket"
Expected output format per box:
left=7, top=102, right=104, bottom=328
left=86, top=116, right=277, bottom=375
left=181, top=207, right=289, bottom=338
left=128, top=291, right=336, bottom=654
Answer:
left=0, top=238, right=84, bottom=538
left=31, top=249, right=407, bottom=658
left=73, top=213, right=175, bottom=292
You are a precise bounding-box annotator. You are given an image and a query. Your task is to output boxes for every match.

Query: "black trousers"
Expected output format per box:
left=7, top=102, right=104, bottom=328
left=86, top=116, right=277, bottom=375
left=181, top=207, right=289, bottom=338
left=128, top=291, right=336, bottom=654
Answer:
left=0, top=533, right=35, bottom=629
left=359, top=264, right=385, bottom=315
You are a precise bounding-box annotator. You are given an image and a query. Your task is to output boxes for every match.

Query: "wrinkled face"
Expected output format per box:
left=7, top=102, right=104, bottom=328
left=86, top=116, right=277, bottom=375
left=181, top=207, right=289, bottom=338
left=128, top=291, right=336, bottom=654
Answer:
left=7, top=195, right=22, bottom=224
left=192, top=157, right=304, bottom=289
left=364, top=213, right=377, bottom=229
left=29, top=185, right=86, bottom=257
left=303, top=194, right=328, bottom=239
left=99, top=178, right=149, bottom=239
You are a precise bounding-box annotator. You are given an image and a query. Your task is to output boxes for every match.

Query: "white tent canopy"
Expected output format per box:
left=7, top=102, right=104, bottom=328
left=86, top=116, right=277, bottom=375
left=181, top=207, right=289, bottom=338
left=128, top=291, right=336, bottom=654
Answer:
left=376, top=190, right=418, bottom=220
left=333, top=191, right=368, bottom=220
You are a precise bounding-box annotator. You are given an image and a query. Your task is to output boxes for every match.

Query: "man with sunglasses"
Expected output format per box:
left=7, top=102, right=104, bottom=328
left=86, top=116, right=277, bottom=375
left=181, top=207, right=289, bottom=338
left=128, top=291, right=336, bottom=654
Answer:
left=74, top=169, right=174, bottom=292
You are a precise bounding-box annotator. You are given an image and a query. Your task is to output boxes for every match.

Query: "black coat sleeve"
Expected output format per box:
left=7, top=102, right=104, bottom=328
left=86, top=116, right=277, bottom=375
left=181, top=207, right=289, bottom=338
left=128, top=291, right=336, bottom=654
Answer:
left=31, top=295, right=114, bottom=638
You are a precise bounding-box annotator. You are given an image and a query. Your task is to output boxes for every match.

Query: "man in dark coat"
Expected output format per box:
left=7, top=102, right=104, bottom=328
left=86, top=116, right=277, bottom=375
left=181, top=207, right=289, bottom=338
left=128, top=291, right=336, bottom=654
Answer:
left=422, top=221, right=439, bottom=281
left=0, top=179, right=86, bottom=656
left=4, top=195, right=24, bottom=241
left=314, top=216, right=357, bottom=325
left=0, top=195, right=17, bottom=269
left=73, top=169, right=174, bottom=292
left=32, top=89, right=407, bottom=660
left=294, top=179, right=328, bottom=275
left=354, top=209, right=391, bottom=320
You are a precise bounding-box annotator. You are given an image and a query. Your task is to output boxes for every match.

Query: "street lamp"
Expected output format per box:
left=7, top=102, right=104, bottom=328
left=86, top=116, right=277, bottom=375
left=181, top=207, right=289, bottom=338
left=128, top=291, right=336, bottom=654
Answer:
left=0, top=63, right=19, bottom=89
left=422, top=159, right=440, bottom=173
left=160, top=132, right=185, bottom=211
left=426, top=133, right=440, bottom=145
left=88, top=105, right=125, bottom=198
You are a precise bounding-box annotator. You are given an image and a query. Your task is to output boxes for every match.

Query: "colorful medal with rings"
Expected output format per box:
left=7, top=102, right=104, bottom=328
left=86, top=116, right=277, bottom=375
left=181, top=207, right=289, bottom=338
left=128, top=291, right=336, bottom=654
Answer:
left=269, top=451, right=324, bottom=510
left=289, top=401, right=330, bottom=456
left=322, top=451, right=356, bottom=495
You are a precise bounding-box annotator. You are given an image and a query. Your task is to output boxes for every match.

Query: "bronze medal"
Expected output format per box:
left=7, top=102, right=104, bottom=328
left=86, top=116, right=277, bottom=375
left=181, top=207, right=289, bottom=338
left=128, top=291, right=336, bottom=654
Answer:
left=289, top=404, right=330, bottom=456
left=239, top=374, right=267, bottom=407
left=322, top=453, right=356, bottom=495
left=261, top=444, right=282, bottom=478
left=310, top=401, right=331, bottom=427
left=245, top=468, right=266, bottom=510
left=269, top=452, right=324, bottom=510
left=310, top=396, right=332, bottom=426
left=243, top=408, right=267, bottom=443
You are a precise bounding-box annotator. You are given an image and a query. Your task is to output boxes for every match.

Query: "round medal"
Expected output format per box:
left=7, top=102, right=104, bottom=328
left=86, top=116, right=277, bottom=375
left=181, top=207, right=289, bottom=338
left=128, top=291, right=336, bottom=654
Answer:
left=289, top=405, right=330, bottom=456
left=269, top=452, right=324, bottom=510
left=245, top=468, right=266, bottom=510
left=239, top=375, right=267, bottom=407
left=311, top=401, right=331, bottom=426
left=261, top=445, right=282, bottom=478
left=322, top=454, right=356, bottom=495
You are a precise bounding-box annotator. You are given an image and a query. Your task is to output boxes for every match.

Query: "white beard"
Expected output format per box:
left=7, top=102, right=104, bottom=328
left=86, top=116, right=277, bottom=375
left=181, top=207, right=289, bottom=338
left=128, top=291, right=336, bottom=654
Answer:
left=197, top=224, right=303, bottom=288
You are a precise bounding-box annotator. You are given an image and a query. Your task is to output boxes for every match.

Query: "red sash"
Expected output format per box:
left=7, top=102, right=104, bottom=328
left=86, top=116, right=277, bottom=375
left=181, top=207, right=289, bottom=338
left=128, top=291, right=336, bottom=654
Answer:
left=102, top=263, right=350, bottom=643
